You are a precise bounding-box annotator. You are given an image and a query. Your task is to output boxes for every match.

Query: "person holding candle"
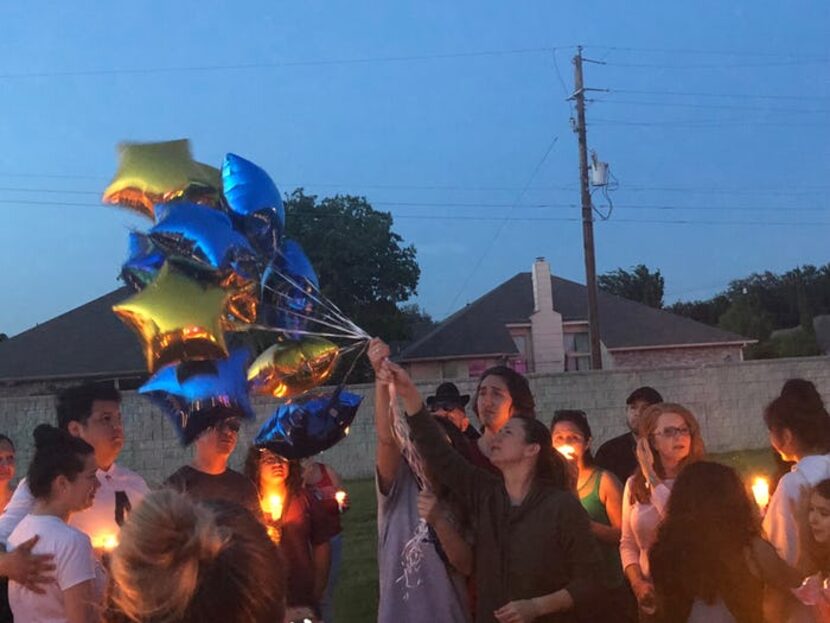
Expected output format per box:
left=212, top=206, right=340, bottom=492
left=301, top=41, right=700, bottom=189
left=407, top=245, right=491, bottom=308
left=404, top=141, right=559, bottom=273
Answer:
left=106, top=489, right=286, bottom=623
left=551, top=410, right=633, bottom=622
left=620, top=403, right=705, bottom=620
left=650, top=461, right=801, bottom=623
left=165, top=414, right=260, bottom=517
left=244, top=447, right=333, bottom=618
left=379, top=356, right=605, bottom=623
left=762, top=381, right=830, bottom=620
left=0, top=383, right=148, bottom=569
left=7, top=424, right=104, bottom=623
left=302, top=459, right=347, bottom=623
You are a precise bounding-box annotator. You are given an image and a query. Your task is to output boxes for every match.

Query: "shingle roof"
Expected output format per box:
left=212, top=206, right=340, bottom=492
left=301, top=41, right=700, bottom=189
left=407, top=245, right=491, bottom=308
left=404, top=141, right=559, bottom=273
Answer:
left=0, top=288, right=145, bottom=382
left=398, top=272, right=750, bottom=361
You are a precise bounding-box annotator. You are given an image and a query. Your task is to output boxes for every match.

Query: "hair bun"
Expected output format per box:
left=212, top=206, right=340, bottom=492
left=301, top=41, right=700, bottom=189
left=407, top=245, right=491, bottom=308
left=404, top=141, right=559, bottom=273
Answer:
left=32, top=424, right=69, bottom=450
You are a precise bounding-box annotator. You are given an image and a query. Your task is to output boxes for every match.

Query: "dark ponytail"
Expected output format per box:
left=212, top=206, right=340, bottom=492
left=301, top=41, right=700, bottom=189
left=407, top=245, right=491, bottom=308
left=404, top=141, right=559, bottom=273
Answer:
left=28, top=424, right=94, bottom=499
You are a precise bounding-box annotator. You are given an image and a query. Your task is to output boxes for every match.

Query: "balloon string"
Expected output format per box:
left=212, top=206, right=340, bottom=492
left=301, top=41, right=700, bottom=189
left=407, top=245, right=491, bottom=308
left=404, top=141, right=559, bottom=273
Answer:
left=236, top=323, right=366, bottom=341
left=259, top=288, right=362, bottom=335
left=260, top=262, right=354, bottom=327
left=258, top=302, right=365, bottom=337
left=261, top=260, right=369, bottom=338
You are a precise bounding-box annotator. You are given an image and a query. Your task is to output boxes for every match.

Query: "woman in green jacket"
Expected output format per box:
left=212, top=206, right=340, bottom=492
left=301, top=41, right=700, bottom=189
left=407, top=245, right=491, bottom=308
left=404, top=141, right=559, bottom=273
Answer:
left=377, top=353, right=604, bottom=623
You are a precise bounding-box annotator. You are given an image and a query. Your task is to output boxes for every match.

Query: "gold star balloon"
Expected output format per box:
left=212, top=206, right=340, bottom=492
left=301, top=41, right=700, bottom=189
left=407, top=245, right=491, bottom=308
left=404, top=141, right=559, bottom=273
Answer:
left=113, top=262, right=231, bottom=373
left=102, top=139, right=222, bottom=220
left=248, top=337, right=340, bottom=399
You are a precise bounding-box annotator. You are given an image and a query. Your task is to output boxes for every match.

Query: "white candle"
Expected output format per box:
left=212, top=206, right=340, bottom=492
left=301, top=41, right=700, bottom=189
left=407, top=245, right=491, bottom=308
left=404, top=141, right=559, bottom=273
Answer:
left=752, top=476, right=770, bottom=510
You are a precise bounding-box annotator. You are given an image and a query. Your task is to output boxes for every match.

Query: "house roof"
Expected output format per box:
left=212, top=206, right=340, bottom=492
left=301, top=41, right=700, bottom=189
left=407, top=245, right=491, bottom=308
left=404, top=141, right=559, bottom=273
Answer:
left=398, top=272, right=751, bottom=361
left=0, top=288, right=146, bottom=382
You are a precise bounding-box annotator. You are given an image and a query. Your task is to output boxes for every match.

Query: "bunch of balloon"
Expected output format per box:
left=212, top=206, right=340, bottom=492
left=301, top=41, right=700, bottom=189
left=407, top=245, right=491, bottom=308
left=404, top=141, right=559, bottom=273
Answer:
left=104, top=139, right=368, bottom=454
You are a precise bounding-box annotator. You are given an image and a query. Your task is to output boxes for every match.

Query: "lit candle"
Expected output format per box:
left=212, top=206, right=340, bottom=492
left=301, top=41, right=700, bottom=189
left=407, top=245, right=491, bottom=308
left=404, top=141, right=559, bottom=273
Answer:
left=752, top=476, right=770, bottom=510
left=556, top=444, right=576, bottom=461
left=335, top=490, right=347, bottom=512
left=92, top=534, right=119, bottom=551
left=264, top=493, right=283, bottom=522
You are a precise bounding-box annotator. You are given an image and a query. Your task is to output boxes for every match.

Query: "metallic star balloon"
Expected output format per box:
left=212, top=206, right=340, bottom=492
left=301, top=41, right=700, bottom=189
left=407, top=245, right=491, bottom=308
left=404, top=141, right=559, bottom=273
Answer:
left=254, top=389, right=362, bottom=460
left=222, top=153, right=285, bottom=255
left=149, top=202, right=256, bottom=274
left=102, top=139, right=221, bottom=220
left=120, top=232, right=165, bottom=291
left=112, top=262, right=230, bottom=373
left=248, top=337, right=340, bottom=399
left=140, top=348, right=254, bottom=445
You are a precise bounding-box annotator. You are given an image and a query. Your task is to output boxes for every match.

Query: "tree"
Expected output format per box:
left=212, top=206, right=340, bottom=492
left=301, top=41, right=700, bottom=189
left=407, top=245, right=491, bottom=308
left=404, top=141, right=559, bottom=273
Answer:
left=0, top=334, right=6, bottom=343
left=283, top=189, right=421, bottom=343
left=598, top=264, right=665, bottom=309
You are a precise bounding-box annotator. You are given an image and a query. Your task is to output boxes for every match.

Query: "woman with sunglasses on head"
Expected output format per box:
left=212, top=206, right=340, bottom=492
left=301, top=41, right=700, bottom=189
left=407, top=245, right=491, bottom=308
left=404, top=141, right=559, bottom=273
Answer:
left=551, top=410, right=634, bottom=622
left=379, top=358, right=604, bottom=623
left=244, top=447, right=334, bottom=620
left=620, top=403, right=705, bottom=620
left=165, top=414, right=260, bottom=517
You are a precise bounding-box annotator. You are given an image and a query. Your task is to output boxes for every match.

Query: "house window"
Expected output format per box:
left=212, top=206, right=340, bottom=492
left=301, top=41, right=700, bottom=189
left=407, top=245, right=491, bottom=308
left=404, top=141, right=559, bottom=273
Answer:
left=468, top=359, right=489, bottom=379
left=564, top=331, right=592, bottom=371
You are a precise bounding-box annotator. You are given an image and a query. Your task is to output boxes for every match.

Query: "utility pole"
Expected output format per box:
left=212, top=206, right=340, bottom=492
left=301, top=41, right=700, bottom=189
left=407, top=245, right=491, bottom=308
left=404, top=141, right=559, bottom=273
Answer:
left=573, top=46, right=603, bottom=370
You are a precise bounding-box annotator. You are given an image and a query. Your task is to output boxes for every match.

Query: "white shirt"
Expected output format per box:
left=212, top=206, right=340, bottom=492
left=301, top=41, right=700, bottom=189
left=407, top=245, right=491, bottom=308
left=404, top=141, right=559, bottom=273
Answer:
left=0, top=463, right=149, bottom=545
left=619, top=478, right=672, bottom=579
left=763, top=454, right=830, bottom=572
left=8, top=514, right=104, bottom=623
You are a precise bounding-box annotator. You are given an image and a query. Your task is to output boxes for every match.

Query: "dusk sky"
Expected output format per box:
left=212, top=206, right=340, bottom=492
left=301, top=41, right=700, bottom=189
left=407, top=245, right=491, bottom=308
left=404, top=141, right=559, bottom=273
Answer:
left=1, top=1, right=828, bottom=336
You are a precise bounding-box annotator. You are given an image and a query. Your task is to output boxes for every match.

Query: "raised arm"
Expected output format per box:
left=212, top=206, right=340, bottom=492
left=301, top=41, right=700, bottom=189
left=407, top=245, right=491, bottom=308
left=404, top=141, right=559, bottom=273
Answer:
left=368, top=339, right=401, bottom=494
left=382, top=360, right=495, bottom=513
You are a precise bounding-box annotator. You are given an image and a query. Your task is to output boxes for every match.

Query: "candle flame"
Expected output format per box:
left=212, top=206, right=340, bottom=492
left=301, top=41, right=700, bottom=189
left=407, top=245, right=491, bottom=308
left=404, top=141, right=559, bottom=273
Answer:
left=335, top=489, right=346, bottom=511
left=92, top=534, right=119, bottom=551
left=752, top=476, right=770, bottom=509
left=556, top=444, right=576, bottom=461
left=263, top=493, right=283, bottom=521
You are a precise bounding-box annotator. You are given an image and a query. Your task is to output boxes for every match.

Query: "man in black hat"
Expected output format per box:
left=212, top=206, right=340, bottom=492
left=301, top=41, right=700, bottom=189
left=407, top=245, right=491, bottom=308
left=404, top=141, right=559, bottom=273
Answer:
left=595, top=386, right=663, bottom=485
left=426, top=383, right=479, bottom=441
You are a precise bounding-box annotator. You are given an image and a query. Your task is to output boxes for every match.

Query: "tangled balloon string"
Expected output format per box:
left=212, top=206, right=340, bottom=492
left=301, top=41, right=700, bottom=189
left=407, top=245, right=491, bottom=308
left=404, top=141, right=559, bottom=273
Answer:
left=388, top=384, right=431, bottom=600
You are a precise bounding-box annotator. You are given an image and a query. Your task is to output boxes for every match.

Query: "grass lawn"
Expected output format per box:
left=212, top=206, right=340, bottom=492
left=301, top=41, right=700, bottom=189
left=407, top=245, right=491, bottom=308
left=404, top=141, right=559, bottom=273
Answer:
left=332, top=447, right=776, bottom=622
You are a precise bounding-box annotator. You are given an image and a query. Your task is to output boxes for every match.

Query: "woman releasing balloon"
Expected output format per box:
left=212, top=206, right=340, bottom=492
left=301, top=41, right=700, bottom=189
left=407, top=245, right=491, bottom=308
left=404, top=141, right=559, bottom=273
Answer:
left=375, top=346, right=604, bottom=623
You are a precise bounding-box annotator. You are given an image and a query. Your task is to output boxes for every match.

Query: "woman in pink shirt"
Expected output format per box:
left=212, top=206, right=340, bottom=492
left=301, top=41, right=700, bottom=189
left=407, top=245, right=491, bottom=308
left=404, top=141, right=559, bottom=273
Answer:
left=619, top=403, right=705, bottom=619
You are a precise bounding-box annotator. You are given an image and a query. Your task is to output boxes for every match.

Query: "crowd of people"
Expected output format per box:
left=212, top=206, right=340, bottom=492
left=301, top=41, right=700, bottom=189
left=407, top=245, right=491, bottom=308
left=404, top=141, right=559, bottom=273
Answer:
left=0, top=339, right=826, bottom=622
left=368, top=338, right=830, bottom=623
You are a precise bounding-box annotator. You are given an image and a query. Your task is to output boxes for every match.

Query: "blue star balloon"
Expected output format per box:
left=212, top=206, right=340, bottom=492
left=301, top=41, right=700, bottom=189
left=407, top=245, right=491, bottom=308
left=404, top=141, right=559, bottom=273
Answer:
left=140, top=347, right=255, bottom=444
left=222, top=153, right=284, bottom=256
left=261, top=239, right=319, bottom=335
left=149, top=202, right=256, bottom=275
left=121, top=232, right=165, bottom=291
left=254, top=389, right=362, bottom=459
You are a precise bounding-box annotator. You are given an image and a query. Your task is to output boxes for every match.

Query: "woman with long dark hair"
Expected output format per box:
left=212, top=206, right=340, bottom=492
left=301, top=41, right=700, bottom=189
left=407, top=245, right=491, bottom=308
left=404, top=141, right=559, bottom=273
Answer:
left=472, top=365, right=536, bottom=463
left=620, top=403, right=706, bottom=619
left=551, top=410, right=632, bottom=621
left=379, top=358, right=603, bottom=623
left=243, top=447, right=333, bottom=618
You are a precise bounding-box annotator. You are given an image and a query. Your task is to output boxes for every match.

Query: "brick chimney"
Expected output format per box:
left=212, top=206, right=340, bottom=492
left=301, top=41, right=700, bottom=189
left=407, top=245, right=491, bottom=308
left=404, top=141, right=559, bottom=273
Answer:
left=530, top=258, right=565, bottom=373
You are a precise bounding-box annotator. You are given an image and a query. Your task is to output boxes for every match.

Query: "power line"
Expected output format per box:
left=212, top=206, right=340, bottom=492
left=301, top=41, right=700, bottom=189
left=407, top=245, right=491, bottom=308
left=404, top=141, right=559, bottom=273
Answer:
left=600, top=58, right=829, bottom=69
left=584, top=45, right=829, bottom=60
left=609, top=88, right=830, bottom=102
left=0, top=46, right=566, bottom=80
left=593, top=99, right=830, bottom=114
left=443, top=135, right=561, bottom=316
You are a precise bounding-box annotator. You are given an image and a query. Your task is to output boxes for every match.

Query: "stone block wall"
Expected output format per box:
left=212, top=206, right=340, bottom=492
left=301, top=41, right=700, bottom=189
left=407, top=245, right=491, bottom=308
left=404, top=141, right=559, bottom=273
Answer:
left=0, top=356, right=828, bottom=482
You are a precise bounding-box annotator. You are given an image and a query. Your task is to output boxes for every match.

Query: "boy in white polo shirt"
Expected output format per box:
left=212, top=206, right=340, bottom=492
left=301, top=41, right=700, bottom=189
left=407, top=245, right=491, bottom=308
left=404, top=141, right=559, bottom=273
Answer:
left=0, top=383, right=149, bottom=549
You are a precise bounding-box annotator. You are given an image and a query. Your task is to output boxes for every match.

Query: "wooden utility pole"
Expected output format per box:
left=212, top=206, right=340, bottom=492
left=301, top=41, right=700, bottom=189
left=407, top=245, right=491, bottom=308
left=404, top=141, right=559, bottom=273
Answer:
left=573, top=46, right=603, bottom=370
